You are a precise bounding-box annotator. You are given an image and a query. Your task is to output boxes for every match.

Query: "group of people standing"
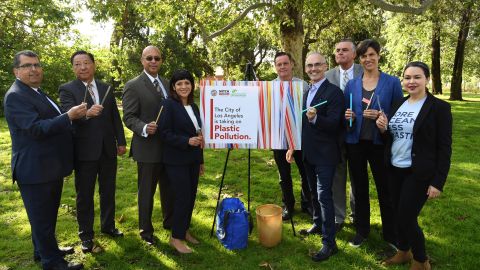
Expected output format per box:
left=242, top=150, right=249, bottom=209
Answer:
left=4, top=46, right=204, bottom=270
left=277, top=39, right=452, bottom=269
left=3, top=37, right=451, bottom=270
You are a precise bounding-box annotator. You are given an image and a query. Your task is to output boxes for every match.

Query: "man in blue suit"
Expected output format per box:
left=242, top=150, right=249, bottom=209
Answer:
left=4, top=50, right=86, bottom=270
left=287, top=52, right=345, bottom=262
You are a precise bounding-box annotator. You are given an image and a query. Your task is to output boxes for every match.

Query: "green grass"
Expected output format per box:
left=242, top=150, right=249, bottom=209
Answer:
left=1, top=95, right=479, bottom=269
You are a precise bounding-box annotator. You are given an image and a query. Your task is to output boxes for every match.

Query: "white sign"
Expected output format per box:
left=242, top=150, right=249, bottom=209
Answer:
left=204, top=85, right=259, bottom=144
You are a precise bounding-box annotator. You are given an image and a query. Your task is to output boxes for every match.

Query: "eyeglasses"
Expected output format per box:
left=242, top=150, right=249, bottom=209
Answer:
left=144, top=56, right=161, bottom=62
left=306, top=62, right=325, bottom=69
left=17, top=63, right=43, bottom=69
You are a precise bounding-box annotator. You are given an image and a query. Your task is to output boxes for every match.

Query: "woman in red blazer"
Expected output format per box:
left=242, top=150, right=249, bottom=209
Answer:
left=376, top=62, right=452, bottom=270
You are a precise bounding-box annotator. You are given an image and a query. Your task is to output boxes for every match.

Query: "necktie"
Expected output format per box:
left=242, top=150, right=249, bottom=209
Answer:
left=153, top=79, right=165, bottom=99
left=87, top=83, right=96, bottom=104
left=341, top=70, right=349, bottom=91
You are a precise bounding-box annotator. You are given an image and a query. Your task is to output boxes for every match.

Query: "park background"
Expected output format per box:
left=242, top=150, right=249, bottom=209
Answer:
left=0, top=0, right=479, bottom=269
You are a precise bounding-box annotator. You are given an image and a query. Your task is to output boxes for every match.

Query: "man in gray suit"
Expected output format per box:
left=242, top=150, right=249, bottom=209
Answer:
left=325, top=39, right=363, bottom=231
left=122, top=45, right=173, bottom=245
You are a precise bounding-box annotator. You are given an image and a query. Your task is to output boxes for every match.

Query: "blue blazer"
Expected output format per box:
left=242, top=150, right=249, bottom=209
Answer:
left=4, top=79, right=74, bottom=184
left=302, top=79, right=345, bottom=166
left=344, top=72, right=404, bottom=145
left=158, top=98, right=203, bottom=165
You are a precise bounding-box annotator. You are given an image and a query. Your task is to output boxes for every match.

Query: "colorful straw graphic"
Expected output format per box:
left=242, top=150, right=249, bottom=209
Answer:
left=199, top=80, right=303, bottom=150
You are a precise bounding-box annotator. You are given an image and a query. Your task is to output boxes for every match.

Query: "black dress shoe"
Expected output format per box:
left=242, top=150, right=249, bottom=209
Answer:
left=299, top=225, right=322, bottom=236
left=44, top=260, right=83, bottom=270
left=311, top=244, right=338, bottom=262
left=141, top=235, right=156, bottom=245
left=81, top=240, right=94, bottom=253
left=282, top=206, right=293, bottom=221
left=34, top=247, right=75, bottom=262
left=101, top=228, right=124, bottom=237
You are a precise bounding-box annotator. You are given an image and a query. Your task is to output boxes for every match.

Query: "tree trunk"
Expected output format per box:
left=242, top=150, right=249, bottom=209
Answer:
left=279, top=0, right=304, bottom=78
left=431, top=17, right=442, bottom=94
left=450, top=2, right=473, bottom=101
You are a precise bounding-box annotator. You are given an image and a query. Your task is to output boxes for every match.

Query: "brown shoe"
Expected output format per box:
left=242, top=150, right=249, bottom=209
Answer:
left=169, top=237, right=193, bottom=254
left=382, top=250, right=413, bottom=266
left=410, top=259, right=431, bottom=270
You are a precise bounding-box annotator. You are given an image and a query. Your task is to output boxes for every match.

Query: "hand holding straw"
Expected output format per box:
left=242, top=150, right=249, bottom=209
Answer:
left=155, top=106, right=164, bottom=124
left=302, top=100, right=327, bottom=113
left=100, top=86, right=111, bottom=106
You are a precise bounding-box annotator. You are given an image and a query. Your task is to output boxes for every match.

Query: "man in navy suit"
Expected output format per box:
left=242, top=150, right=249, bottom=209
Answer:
left=59, top=51, right=127, bottom=253
left=287, top=52, right=344, bottom=262
left=4, top=50, right=86, bottom=270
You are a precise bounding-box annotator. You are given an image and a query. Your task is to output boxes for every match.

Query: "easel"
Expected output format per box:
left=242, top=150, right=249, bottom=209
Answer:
left=210, top=63, right=296, bottom=237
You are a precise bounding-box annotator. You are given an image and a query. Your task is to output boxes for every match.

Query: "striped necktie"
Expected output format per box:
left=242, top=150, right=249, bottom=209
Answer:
left=341, top=70, right=349, bottom=91
left=87, top=83, right=96, bottom=104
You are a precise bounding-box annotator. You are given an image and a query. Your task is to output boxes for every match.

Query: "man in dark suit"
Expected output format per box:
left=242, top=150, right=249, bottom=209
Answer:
left=59, top=51, right=127, bottom=253
left=287, top=52, right=344, bottom=262
left=4, top=50, right=86, bottom=270
left=122, top=45, right=173, bottom=245
left=324, top=39, right=363, bottom=231
left=272, top=51, right=312, bottom=221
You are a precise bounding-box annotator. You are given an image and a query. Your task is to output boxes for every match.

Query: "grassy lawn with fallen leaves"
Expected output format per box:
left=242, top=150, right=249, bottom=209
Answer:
left=0, top=94, right=478, bottom=269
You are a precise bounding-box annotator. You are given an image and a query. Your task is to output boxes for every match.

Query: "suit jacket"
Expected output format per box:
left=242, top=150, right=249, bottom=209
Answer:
left=59, top=79, right=126, bottom=161
left=325, top=63, right=363, bottom=90
left=344, top=72, right=404, bottom=145
left=4, top=79, right=74, bottom=184
left=383, top=93, right=452, bottom=191
left=302, top=79, right=345, bottom=166
left=122, top=72, right=169, bottom=163
left=158, top=98, right=203, bottom=165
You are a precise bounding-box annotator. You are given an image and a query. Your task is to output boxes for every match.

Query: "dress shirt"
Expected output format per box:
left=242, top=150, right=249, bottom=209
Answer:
left=339, top=65, right=354, bottom=91
left=306, top=77, right=326, bottom=124
left=144, top=71, right=168, bottom=98
left=31, top=87, right=61, bottom=114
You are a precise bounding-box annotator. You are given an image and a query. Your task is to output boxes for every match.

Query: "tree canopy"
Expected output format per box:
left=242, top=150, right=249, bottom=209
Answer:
left=1, top=0, right=479, bottom=116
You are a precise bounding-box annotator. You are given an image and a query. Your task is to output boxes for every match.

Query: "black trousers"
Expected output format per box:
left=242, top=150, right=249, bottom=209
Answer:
left=74, top=152, right=117, bottom=241
left=273, top=149, right=311, bottom=211
left=18, top=180, right=64, bottom=269
left=389, top=166, right=429, bottom=262
left=346, top=140, right=396, bottom=243
left=165, top=164, right=200, bottom=239
left=137, top=162, right=173, bottom=238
